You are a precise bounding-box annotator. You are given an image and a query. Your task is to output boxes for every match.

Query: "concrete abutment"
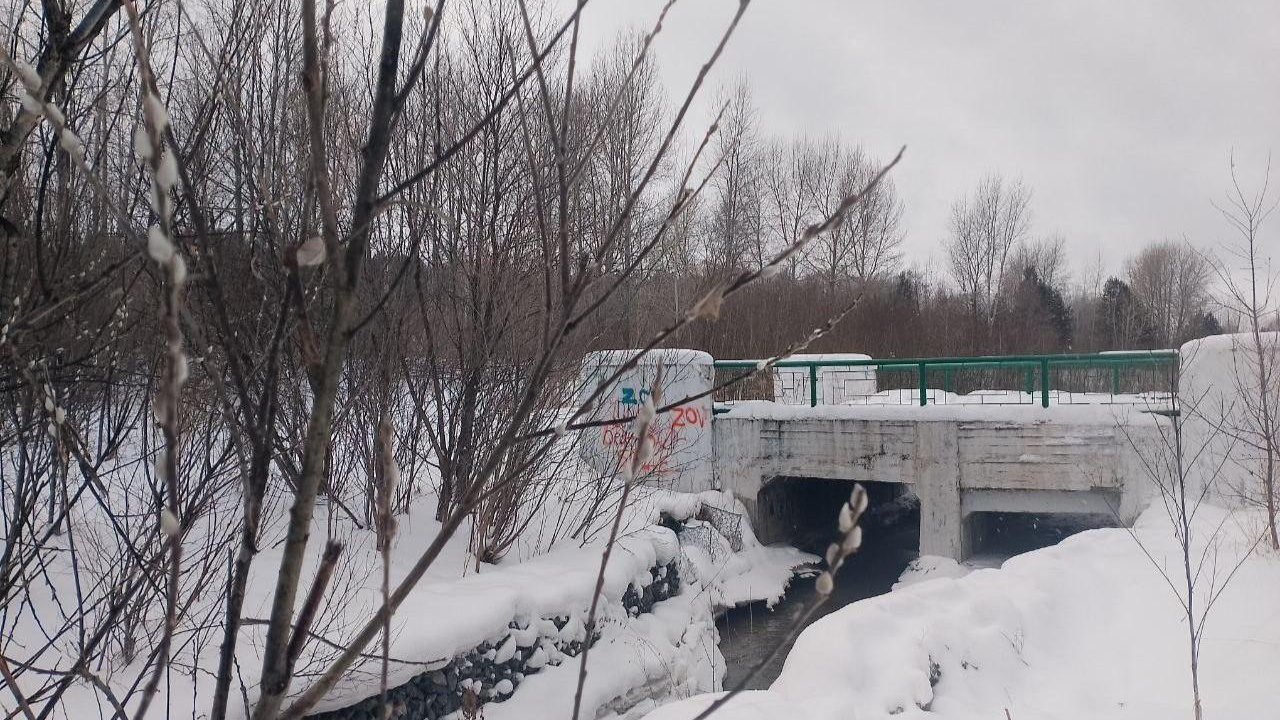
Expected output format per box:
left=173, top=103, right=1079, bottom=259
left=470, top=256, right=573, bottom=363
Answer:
left=712, top=414, right=1153, bottom=561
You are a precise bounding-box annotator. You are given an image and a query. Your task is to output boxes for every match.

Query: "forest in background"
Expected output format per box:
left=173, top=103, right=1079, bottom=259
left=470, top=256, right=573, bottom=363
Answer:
left=0, top=1, right=1272, bottom=719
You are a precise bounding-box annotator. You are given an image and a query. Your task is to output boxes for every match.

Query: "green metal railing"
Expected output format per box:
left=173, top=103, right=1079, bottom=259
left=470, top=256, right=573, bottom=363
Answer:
left=713, top=350, right=1178, bottom=408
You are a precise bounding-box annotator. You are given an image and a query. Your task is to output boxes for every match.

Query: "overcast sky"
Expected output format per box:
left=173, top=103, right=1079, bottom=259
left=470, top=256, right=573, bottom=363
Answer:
left=556, top=0, right=1280, bottom=285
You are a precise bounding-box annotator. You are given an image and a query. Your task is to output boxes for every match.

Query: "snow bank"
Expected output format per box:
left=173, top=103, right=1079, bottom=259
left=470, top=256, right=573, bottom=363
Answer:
left=583, top=349, right=715, bottom=367
left=486, top=579, right=722, bottom=720
left=628, top=489, right=818, bottom=610
left=645, top=505, right=1280, bottom=720
left=4, top=398, right=811, bottom=720
left=1180, top=332, right=1280, bottom=504
left=891, top=555, right=970, bottom=590
left=380, top=526, right=681, bottom=667
left=483, top=490, right=815, bottom=720
left=300, top=488, right=815, bottom=718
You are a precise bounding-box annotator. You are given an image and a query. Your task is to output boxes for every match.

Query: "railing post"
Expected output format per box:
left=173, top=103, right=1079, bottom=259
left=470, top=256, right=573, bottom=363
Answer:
left=1040, top=358, right=1051, bottom=408
left=918, top=362, right=928, bottom=406
left=809, top=364, right=818, bottom=407
left=1112, top=365, right=1121, bottom=396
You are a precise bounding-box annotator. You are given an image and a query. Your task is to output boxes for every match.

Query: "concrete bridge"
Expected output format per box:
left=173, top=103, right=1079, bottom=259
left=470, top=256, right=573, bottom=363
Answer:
left=583, top=350, right=1177, bottom=561
left=712, top=405, right=1158, bottom=559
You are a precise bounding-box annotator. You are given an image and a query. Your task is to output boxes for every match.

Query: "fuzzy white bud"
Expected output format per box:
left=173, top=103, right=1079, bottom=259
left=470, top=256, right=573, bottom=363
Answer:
left=838, top=503, right=855, bottom=533
left=134, top=126, right=153, bottom=161
left=815, top=572, right=834, bottom=596
left=170, top=254, right=187, bottom=285
left=147, top=225, right=173, bottom=263
left=172, top=353, right=188, bottom=385
left=295, top=235, right=327, bottom=267
left=637, top=396, right=656, bottom=424
left=44, top=103, right=64, bottom=127
left=841, top=526, right=863, bottom=556
left=850, top=485, right=869, bottom=515
left=156, top=150, right=178, bottom=191
left=159, top=507, right=180, bottom=538
left=19, top=92, right=43, bottom=116
left=825, top=542, right=840, bottom=567
left=689, top=288, right=725, bottom=321
left=14, top=59, right=41, bottom=92
left=59, top=129, right=85, bottom=163
left=143, top=94, right=169, bottom=133
left=636, top=436, right=654, bottom=464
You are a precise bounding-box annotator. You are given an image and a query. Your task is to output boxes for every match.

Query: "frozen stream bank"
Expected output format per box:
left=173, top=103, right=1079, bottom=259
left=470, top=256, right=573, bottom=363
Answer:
left=715, top=512, right=1114, bottom=691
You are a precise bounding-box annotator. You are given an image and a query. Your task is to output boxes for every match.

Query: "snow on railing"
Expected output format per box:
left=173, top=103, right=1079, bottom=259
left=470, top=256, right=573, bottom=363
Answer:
left=713, top=350, right=1178, bottom=408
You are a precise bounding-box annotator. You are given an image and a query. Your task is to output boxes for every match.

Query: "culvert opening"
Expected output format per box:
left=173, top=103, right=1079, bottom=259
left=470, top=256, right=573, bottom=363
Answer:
left=966, top=511, right=1119, bottom=557
left=719, top=478, right=921, bottom=690
left=756, top=477, right=919, bottom=557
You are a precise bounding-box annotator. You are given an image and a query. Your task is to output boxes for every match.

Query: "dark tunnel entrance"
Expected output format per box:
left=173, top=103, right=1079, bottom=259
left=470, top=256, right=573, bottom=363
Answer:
left=755, top=476, right=920, bottom=557
left=965, top=511, right=1120, bottom=558
left=718, top=477, right=921, bottom=690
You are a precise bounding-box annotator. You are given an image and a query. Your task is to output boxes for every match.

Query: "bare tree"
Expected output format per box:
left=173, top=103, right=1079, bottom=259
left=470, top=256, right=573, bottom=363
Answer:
left=0, top=2, right=918, bottom=718
left=1209, top=154, right=1280, bottom=549
left=761, top=135, right=824, bottom=279
left=1120, top=369, right=1261, bottom=720
left=808, top=143, right=904, bottom=287
left=1007, top=234, right=1068, bottom=292
left=704, top=80, right=764, bottom=275
left=1127, top=239, right=1212, bottom=347
left=945, top=173, right=1032, bottom=338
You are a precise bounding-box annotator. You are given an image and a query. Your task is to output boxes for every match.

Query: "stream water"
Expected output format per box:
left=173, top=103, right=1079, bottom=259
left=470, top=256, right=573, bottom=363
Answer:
left=716, top=520, right=919, bottom=690
left=716, top=511, right=1111, bottom=690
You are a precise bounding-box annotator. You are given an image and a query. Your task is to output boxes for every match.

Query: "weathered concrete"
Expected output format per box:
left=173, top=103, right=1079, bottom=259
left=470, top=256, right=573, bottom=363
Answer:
left=914, top=421, right=963, bottom=558
left=714, top=410, right=1159, bottom=559
left=960, top=488, right=1120, bottom=516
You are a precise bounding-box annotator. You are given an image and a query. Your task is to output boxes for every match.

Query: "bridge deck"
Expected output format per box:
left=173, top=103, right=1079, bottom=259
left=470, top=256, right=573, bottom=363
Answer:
left=712, top=402, right=1159, bottom=559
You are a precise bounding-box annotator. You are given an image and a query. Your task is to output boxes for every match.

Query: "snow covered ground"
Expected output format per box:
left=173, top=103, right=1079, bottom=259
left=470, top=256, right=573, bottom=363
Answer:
left=480, top=490, right=813, bottom=720
left=644, top=505, right=1280, bottom=720
left=2, top=482, right=810, bottom=720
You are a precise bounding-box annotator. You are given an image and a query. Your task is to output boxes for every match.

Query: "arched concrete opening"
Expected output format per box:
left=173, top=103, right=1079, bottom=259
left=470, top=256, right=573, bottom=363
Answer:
left=755, top=477, right=919, bottom=555
left=965, top=511, right=1119, bottom=557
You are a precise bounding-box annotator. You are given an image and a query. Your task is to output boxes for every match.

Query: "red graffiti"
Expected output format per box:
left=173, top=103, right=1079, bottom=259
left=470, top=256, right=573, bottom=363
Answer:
left=597, top=403, right=706, bottom=477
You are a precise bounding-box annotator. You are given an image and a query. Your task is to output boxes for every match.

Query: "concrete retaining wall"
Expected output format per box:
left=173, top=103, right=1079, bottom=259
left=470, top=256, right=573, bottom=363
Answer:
left=1180, top=332, right=1280, bottom=505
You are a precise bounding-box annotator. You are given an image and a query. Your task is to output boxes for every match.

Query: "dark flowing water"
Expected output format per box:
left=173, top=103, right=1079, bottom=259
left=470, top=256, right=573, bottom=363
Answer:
left=716, top=521, right=918, bottom=690
left=716, top=512, right=1112, bottom=690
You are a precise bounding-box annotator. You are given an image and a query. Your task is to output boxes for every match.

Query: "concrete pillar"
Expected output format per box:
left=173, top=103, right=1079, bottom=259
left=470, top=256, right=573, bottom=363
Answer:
left=740, top=486, right=789, bottom=546
left=913, top=421, right=964, bottom=560
left=577, top=349, right=715, bottom=492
